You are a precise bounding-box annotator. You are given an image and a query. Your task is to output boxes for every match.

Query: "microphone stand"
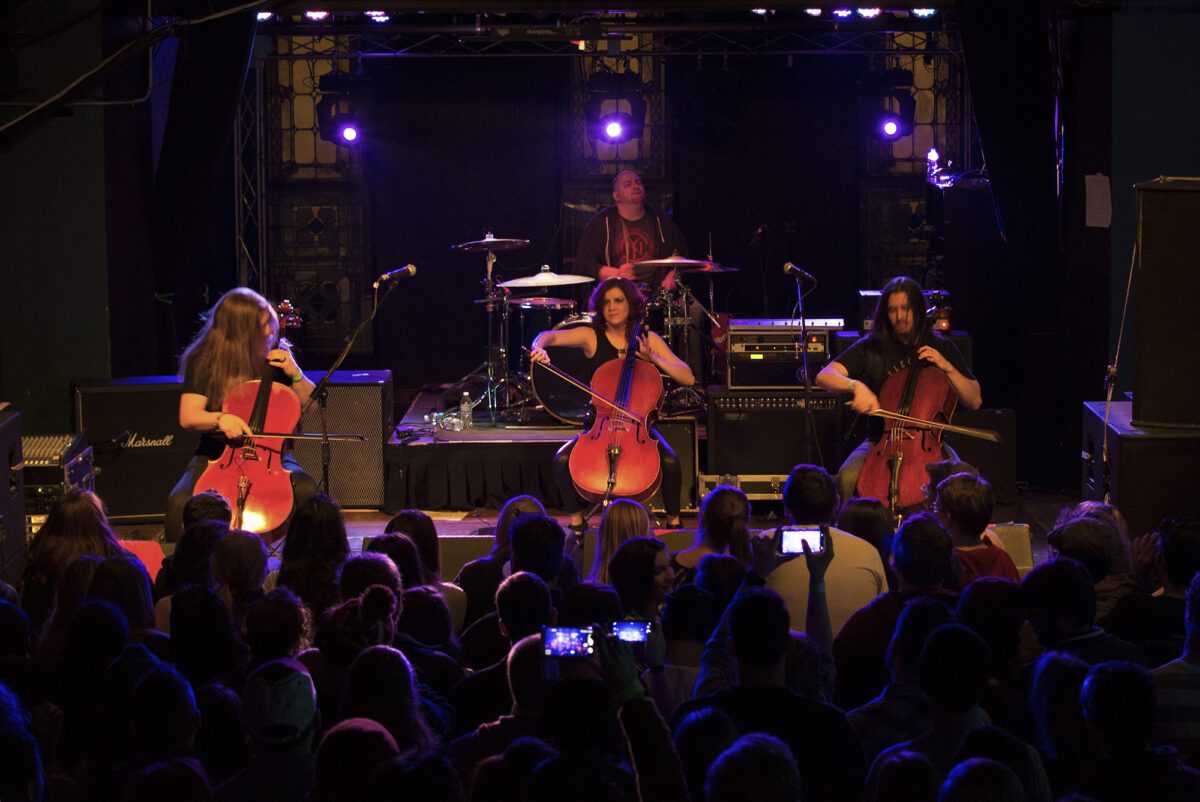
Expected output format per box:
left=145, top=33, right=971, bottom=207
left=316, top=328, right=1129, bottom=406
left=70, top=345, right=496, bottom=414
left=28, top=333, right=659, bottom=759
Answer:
left=793, top=274, right=820, bottom=466
left=301, top=279, right=401, bottom=494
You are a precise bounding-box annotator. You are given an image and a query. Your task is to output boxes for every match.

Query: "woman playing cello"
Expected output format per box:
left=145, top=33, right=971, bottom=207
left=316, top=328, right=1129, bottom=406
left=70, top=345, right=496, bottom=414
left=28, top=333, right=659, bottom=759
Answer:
left=530, top=277, right=695, bottom=533
left=164, top=288, right=318, bottom=542
left=815, top=276, right=981, bottom=505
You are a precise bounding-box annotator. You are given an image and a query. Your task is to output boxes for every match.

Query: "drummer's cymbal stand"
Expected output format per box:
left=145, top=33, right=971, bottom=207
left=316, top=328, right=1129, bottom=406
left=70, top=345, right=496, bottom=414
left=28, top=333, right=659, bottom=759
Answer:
left=664, top=273, right=713, bottom=415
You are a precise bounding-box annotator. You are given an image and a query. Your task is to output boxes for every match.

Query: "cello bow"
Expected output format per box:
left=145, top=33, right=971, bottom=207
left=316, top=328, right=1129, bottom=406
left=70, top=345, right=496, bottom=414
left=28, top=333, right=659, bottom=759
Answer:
left=526, top=353, right=648, bottom=427
left=867, top=408, right=1002, bottom=443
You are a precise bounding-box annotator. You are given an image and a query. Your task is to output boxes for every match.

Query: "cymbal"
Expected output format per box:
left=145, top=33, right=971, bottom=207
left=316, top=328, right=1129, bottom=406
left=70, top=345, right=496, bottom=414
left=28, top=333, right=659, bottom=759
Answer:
left=632, top=255, right=715, bottom=269
left=681, top=263, right=739, bottom=275
left=498, top=267, right=595, bottom=288
left=508, top=296, right=577, bottom=309
left=452, top=233, right=530, bottom=253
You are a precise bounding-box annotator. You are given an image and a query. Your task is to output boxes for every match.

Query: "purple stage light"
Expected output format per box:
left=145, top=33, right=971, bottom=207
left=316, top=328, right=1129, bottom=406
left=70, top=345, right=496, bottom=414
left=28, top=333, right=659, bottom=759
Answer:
left=339, top=125, right=359, bottom=143
left=256, top=11, right=274, bottom=21
left=912, top=8, right=938, bottom=17
left=805, top=8, right=823, bottom=16
left=880, top=119, right=900, bottom=138
left=604, top=120, right=624, bottom=140
left=857, top=8, right=882, bottom=18
left=365, top=10, right=390, bottom=22
left=303, top=10, right=329, bottom=22
left=832, top=9, right=853, bottom=19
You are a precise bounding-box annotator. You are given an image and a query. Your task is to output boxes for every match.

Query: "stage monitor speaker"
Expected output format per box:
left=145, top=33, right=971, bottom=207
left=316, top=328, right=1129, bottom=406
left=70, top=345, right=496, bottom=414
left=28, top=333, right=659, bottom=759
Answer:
left=0, top=411, right=26, bottom=587
left=645, top=417, right=699, bottom=514
left=1133, top=178, right=1200, bottom=428
left=74, top=377, right=191, bottom=523
left=292, top=370, right=393, bottom=508
left=707, top=388, right=847, bottom=477
left=1081, top=401, right=1200, bottom=540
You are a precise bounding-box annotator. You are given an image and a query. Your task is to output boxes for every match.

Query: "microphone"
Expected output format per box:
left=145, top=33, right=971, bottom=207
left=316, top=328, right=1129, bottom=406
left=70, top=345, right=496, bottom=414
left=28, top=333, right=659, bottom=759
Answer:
left=374, top=264, right=417, bottom=287
left=783, top=262, right=816, bottom=284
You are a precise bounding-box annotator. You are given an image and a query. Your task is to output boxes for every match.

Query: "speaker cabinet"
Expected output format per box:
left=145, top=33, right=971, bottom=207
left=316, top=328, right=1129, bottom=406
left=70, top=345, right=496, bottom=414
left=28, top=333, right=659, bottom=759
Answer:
left=0, top=411, right=26, bottom=587
left=645, top=416, right=699, bottom=514
left=707, top=388, right=847, bottom=476
left=1081, top=401, right=1200, bottom=539
left=74, top=377, right=192, bottom=522
left=1134, top=178, right=1200, bottom=428
left=292, top=370, right=393, bottom=508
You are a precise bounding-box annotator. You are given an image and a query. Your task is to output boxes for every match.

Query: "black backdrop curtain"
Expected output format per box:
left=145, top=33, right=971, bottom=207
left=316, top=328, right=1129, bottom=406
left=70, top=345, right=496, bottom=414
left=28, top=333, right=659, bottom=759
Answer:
left=364, top=58, right=570, bottom=391
left=667, top=56, right=865, bottom=325
left=150, top=5, right=255, bottom=371
left=957, top=0, right=1068, bottom=486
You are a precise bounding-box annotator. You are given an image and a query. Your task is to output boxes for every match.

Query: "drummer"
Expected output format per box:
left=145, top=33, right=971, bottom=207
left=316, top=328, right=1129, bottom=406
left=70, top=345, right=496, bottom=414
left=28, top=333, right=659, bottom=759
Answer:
left=574, top=171, right=704, bottom=375
left=530, top=277, right=694, bottom=532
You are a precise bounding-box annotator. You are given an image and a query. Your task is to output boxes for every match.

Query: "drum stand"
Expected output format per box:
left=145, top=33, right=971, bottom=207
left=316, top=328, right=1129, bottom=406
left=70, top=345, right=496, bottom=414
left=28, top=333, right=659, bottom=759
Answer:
left=663, top=274, right=716, bottom=413
left=449, top=249, right=523, bottom=422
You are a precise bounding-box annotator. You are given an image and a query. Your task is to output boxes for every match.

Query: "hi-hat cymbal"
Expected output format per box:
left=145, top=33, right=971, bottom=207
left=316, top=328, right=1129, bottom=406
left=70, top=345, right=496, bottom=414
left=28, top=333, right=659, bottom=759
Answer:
left=452, top=233, right=530, bottom=253
left=498, top=267, right=595, bottom=288
left=681, top=263, right=739, bottom=275
left=632, top=255, right=716, bottom=269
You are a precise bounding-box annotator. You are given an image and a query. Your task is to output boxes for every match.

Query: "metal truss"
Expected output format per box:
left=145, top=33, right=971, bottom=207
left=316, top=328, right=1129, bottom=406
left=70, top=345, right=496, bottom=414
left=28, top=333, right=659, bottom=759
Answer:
left=258, top=23, right=961, bottom=60
left=234, top=64, right=266, bottom=294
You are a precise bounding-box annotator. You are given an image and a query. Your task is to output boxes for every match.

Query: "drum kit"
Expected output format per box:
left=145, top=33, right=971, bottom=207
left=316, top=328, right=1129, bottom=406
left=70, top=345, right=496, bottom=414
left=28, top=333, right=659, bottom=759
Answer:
left=451, top=232, right=737, bottom=424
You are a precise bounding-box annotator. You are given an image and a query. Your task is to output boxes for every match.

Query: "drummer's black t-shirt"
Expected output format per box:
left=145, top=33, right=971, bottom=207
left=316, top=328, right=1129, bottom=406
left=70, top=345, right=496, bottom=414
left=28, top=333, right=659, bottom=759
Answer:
left=182, top=361, right=292, bottom=459
left=833, top=333, right=973, bottom=442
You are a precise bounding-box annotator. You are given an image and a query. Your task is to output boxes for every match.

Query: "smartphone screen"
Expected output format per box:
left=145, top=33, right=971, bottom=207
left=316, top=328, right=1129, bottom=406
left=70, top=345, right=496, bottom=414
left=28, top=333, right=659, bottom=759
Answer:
left=611, top=620, right=653, bottom=643
left=779, top=525, right=823, bottom=555
left=542, top=626, right=595, bottom=658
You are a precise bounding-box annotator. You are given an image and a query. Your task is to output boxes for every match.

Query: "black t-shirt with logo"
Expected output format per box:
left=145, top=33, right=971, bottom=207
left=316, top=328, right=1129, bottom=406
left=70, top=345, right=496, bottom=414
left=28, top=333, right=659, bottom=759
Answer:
left=182, top=361, right=291, bottom=459
left=834, top=333, right=974, bottom=441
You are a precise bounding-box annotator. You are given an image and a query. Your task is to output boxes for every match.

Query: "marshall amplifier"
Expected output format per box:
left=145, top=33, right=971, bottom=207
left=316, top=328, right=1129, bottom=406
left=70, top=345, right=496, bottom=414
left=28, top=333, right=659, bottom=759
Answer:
left=74, top=376, right=191, bottom=522
left=727, top=318, right=844, bottom=389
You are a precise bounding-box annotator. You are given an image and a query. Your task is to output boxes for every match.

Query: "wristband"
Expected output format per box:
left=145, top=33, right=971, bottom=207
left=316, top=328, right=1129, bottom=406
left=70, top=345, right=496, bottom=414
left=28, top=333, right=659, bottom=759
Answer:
left=291, top=372, right=305, bottom=385
left=213, top=412, right=225, bottom=432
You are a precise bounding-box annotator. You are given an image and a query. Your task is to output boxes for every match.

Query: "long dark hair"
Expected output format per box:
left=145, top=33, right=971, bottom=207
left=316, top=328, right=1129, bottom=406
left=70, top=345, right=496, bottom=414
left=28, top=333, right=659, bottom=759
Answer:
left=869, top=276, right=928, bottom=346
left=608, top=536, right=668, bottom=615
left=278, top=494, right=350, bottom=617
left=589, top=277, right=647, bottom=341
left=29, top=489, right=125, bottom=583
left=179, top=287, right=279, bottom=407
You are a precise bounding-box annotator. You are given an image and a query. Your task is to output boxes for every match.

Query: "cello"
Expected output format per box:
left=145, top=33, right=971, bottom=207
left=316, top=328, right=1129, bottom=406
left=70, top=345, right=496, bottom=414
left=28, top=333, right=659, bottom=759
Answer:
left=855, top=301, right=1001, bottom=519
left=193, top=302, right=303, bottom=534
left=540, top=319, right=665, bottom=504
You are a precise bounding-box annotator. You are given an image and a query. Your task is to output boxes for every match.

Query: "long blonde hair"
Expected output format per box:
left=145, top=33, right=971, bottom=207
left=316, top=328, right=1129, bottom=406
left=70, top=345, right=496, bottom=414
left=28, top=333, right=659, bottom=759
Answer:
left=590, top=499, right=651, bottom=583
left=179, top=288, right=278, bottom=407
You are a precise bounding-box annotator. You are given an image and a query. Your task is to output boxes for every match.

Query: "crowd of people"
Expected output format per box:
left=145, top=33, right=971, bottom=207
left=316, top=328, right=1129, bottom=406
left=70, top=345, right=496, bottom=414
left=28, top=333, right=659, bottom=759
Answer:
left=2, top=460, right=1199, bottom=802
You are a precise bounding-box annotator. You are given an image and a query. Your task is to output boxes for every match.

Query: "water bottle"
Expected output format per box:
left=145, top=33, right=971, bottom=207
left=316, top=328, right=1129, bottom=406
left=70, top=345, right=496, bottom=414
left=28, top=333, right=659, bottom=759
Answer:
left=460, top=391, right=473, bottom=430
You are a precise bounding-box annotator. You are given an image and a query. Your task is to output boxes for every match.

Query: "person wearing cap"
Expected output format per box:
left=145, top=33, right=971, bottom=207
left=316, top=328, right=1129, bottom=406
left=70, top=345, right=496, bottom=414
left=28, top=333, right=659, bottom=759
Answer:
left=215, top=658, right=319, bottom=802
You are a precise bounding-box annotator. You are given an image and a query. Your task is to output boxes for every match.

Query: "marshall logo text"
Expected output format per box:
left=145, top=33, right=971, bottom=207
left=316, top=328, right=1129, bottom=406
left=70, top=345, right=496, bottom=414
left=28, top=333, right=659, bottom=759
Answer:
left=126, top=433, right=175, bottom=448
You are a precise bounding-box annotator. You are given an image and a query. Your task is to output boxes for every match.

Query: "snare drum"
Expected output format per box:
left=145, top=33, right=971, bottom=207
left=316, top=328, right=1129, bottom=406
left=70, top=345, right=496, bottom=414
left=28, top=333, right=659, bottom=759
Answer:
left=531, top=313, right=595, bottom=425
left=508, top=296, right=576, bottom=373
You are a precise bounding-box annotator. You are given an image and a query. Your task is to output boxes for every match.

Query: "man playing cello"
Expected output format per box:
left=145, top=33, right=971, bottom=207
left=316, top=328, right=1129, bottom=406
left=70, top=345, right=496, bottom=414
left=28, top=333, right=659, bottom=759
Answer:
left=815, top=276, right=981, bottom=504
left=530, top=277, right=694, bottom=533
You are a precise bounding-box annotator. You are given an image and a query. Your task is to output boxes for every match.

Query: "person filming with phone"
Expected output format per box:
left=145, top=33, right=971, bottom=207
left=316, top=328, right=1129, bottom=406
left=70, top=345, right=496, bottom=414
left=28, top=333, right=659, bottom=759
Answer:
left=765, top=465, right=888, bottom=636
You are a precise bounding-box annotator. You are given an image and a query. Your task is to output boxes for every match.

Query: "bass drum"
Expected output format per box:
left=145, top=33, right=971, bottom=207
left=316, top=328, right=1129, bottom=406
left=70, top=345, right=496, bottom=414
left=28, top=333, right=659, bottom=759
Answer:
left=531, top=313, right=595, bottom=425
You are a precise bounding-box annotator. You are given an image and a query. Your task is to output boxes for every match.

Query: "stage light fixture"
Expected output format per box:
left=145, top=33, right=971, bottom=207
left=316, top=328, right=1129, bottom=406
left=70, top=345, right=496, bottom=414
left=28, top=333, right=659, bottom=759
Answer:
left=879, top=116, right=901, bottom=139
left=751, top=8, right=769, bottom=15
left=583, top=71, right=647, bottom=147
left=832, top=9, right=853, bottom=18
left=304, top=10, right=330, bottom=22
left=256, top=11, right=274, bottom=22
left=365, top=11, right=390, bottom=22
left=912, top=8, right=938, bottom=17
left=805, top=8, right=823, bottom=16
left=857, top=8, right=882, bottom=18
